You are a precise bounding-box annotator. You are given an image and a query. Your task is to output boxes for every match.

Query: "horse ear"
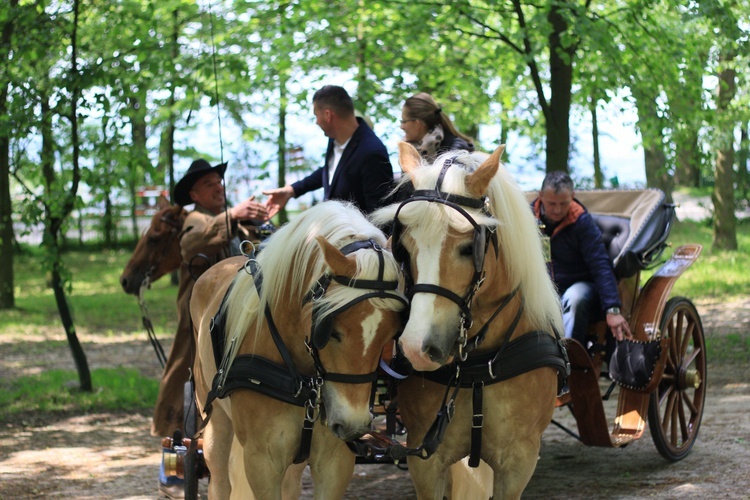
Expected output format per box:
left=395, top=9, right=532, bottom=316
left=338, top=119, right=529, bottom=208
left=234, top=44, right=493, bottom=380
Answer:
left=157, top=194, right=171, bottom=209
left=398, top=142, right=422, bottom=177
left=466, top=145, right=505, bottom=197
left=316, top=236, right=357, bottom=277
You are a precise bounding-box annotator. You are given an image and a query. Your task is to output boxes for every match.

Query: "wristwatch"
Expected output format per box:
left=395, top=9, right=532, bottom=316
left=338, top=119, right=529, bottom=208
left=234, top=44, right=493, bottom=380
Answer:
left=606, top=306, right=621, bottom=315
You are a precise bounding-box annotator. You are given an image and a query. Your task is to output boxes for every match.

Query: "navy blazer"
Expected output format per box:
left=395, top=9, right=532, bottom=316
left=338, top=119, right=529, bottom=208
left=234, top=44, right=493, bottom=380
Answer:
left=291, top=118, right=393, bottom=214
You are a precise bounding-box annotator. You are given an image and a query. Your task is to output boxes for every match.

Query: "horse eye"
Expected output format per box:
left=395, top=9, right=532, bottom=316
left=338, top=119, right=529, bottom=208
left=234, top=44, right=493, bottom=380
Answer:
left=458, top=242, right=473, bottom=257
left=330, top=330, right=342, bottom=342
left=147, top=236, right=159, bottom=245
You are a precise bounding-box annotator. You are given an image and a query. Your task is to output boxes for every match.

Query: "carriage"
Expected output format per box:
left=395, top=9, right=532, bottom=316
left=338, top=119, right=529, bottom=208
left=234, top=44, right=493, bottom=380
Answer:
left=124, top=151, right=705, bottom=499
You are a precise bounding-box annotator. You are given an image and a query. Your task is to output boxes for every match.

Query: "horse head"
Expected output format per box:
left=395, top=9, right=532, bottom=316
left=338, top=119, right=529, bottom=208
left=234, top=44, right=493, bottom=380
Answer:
left=308, top=235, right=404, bottom=440
left=373, top=143, right=562, bottom=372
left=120, top=198, right=187, bottom=295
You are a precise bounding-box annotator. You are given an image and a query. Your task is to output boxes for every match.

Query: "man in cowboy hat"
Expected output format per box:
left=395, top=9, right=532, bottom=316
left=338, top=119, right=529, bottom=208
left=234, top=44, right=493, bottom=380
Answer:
left=156, top=159, right=268, bottom=498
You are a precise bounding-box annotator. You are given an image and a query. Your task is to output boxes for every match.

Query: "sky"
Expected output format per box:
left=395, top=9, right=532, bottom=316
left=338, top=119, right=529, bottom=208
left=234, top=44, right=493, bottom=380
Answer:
left=175, top=92, right=647, bottom=210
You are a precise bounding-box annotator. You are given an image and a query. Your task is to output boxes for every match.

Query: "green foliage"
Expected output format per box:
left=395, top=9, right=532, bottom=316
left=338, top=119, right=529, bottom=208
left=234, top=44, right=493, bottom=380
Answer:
left=0, top=368, right=159, bottom=422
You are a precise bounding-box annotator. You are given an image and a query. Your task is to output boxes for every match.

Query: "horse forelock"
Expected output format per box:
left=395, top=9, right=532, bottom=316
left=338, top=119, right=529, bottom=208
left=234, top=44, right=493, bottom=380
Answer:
left=221, top=201, right=405, bottom=364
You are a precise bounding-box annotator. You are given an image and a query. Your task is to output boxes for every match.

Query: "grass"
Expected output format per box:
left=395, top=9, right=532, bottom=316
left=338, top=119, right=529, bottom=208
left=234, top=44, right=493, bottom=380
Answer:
left=644, top=218, right=750, bottom=301
left=2, top=247, right=178, bottom=336
left=0, top=246, right=176, bottom=423
left=0, top=368, right=159, bottom=422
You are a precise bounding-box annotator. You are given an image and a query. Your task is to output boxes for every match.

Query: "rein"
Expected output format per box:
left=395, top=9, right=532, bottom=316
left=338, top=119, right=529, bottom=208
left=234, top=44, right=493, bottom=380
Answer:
left=136, top=213, right=183, bottom=368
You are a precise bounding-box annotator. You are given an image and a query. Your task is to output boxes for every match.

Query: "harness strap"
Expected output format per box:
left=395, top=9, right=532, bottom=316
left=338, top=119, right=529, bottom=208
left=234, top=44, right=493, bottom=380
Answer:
left=249, top=260, right=303, bottom=384
left=294, top=417, right=315, bottom=464
left=469, top=382, right=484, bottom=467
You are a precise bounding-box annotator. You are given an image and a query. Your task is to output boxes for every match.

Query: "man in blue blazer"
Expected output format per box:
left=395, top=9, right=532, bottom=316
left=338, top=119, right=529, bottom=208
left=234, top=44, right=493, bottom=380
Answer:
left=264, top=85, right=393, bottom=215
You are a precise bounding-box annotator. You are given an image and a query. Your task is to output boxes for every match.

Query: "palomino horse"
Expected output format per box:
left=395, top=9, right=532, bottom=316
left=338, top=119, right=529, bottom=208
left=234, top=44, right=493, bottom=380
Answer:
left=371, top=143, right=568, bottom=499
left=190, top=200, right=408, bottom=499
left=119, top=196, right=186, bottom=295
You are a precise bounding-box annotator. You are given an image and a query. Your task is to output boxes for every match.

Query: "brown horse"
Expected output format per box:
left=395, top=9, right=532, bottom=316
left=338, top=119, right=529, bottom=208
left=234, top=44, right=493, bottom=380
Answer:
left=120, top=196, right=187, bottom=295
left=190, top=200, right=408, bottom=499
left=371, top=143, right=567, bottom=499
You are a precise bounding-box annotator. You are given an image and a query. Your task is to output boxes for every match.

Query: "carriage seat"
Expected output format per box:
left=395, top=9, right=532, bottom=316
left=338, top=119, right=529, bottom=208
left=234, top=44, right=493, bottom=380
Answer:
left=575, top=189, right=675, bottom=280
left=592, top=214, right=630, bottom=263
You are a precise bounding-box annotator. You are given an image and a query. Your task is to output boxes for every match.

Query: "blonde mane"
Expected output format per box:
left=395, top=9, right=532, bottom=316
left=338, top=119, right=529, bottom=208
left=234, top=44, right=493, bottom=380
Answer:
left=372, top=150, right=563, bottom=334
left=221, top=200, right=405, bottom=364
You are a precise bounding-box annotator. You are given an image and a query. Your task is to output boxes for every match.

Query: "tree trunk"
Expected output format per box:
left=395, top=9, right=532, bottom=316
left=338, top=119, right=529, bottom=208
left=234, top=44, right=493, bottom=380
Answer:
left=590, top=97, right=603, bottom=188
left=634, top=90, right=673, bottom=202
left=0, top=0, right=18, bottom=310
left=277, top=76, right=289, bottom=224
left=545, top=4, right=574, bottom=173
left=104, top=193, right=114, bottom=247
left=712, top=58, right=737, bottom=251
left=675, top=134, right=701, bottom=188
left=40, top=0, right=92, bottom=391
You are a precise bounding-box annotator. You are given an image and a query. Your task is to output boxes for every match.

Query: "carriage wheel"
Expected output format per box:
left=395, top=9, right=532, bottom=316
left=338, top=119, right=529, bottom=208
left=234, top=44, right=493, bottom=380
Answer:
left=183, top=381, right=200, bottom=500
left=648, top=297, right=706, bottom=462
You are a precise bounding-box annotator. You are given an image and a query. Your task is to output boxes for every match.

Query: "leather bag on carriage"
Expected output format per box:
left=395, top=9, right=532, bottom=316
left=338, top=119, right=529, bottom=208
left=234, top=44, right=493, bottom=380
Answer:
left=608, top=337, right=669, bottom=393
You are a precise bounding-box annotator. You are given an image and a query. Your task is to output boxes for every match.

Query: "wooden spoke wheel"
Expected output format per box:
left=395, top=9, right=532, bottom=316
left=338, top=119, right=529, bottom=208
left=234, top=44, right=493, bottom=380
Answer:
left=648, top=297, right=706, bottom=462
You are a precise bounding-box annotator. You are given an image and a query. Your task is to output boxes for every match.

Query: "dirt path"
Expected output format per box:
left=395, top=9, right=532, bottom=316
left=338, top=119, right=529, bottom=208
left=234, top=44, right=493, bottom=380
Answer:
left=1, top=298, right=748, bottom=499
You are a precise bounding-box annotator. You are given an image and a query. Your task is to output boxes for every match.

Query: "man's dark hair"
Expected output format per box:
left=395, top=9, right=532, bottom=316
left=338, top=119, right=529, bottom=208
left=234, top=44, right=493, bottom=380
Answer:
left=313, top=85, right=355, bottom=117
left=541, top=171, right=574, bottom=193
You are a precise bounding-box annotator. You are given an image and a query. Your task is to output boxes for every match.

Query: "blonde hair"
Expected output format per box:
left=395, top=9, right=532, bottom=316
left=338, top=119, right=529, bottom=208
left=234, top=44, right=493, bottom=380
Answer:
left=403, top=92, right=474, bottom=145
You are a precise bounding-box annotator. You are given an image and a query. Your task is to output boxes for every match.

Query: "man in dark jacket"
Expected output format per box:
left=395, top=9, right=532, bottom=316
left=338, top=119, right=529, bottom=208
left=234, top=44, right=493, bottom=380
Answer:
left=263, top=85, right=393, bottom=215
left=531, top=171, right=631, bottom=344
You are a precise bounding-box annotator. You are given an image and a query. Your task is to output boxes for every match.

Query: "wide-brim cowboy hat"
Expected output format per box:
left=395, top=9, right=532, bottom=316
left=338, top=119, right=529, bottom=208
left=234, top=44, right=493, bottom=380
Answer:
left=172, top=159, right=227, bottom=206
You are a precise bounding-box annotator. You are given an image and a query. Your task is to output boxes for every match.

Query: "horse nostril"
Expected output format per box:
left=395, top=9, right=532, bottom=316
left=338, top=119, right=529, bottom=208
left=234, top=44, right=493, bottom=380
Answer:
left=424, top=344, right=446, bottom=363
left=120, top=277, right=128, bottom=288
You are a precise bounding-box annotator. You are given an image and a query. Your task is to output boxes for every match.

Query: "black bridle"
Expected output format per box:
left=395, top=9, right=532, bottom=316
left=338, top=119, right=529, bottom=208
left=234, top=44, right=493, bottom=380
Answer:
left=391, top=156, right=504, bottom=359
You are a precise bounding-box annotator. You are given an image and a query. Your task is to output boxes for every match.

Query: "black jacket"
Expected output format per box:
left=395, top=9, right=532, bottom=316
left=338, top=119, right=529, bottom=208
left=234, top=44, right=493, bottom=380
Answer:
left=292, top=118, right=393, bottom=214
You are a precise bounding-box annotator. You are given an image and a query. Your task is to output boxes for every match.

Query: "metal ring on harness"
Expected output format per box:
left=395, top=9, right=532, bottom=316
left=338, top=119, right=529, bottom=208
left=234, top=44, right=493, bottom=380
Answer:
left=240, top=240, right=256, bottom=258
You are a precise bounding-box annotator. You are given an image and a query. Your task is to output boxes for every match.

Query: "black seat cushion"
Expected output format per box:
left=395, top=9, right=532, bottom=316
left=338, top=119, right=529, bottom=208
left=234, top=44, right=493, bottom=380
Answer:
left=592, top=214, right=630, bottom=263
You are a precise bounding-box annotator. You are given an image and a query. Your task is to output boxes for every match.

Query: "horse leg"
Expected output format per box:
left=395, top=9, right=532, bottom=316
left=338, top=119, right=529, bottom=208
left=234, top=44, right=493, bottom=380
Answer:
left=308, top=433, right=355, bottom=500
left=488, top=438, right=542, bottom=500
left=228, top=434, right=255, bottom=500
left=203, top=402, right=234, bottom=500
left=447, top=458, right=493, bottom=499
left=281, top=463, right=306, bottom=499
left=407, top=454, right=450, bottom=499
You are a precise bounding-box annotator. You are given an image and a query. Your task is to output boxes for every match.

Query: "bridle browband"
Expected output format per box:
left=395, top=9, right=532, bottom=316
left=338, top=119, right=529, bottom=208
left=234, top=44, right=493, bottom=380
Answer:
left=392, top=156, right=504, bottom=359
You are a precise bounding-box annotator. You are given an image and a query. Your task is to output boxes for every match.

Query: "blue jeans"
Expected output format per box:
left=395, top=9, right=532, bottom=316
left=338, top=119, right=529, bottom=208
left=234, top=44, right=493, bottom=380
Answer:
left=561, top=282, right=598, bottom=345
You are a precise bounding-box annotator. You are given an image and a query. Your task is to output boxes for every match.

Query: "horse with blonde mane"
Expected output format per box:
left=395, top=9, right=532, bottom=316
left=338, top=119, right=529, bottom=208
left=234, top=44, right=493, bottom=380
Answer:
left=371, top=143, right=569, bottom=499
left=190, top=200, right=407, bottom=499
